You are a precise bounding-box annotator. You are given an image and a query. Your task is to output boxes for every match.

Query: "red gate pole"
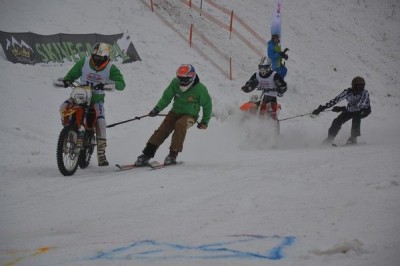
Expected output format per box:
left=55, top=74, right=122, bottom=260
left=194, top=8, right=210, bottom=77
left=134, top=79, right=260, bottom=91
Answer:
left=189, top=24, right=193, bottom=47
left=229, top=57, right=233, bottom=80
left=229, top=10, right=234, bottom=39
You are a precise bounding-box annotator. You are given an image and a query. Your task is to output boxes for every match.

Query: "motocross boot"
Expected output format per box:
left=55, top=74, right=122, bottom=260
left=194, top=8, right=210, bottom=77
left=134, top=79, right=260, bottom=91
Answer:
left=97, top=138, right=109, bottom=166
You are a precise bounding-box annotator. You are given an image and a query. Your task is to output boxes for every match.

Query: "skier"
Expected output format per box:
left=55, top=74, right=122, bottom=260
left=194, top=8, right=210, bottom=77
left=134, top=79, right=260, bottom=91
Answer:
left=134, top=64, right=212, bottom=166
left=56, top=42, right=126, bottom=166
left=241, top=56, right=287, bottom=127
left=267, top=34, right=289, bottom=78
left=311, top=76, right=371, bottom=144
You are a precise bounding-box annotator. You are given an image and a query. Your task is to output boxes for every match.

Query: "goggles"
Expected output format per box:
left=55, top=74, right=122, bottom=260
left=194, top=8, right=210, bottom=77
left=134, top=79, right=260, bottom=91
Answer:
left=352, top=83, right=365, bottom=93
left=178, top=76, right=193, bottom=86
left=92, top=54, right=108, bottom=65
left=259, top=67, right=269, bottom=76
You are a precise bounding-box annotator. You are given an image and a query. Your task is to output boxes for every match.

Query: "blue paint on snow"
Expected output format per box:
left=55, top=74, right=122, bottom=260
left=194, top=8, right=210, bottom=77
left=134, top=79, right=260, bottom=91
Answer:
left=89, top=235, right=295, bottom=261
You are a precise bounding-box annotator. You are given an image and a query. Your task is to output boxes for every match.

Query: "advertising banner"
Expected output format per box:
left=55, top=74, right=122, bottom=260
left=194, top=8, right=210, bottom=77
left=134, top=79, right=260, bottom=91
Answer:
left=0, top=31, right=141, bottom=65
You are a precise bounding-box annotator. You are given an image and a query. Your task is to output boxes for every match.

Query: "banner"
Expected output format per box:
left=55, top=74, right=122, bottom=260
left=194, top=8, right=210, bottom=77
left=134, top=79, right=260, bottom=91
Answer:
left=271, top=0, right=282, bottom=37
left=0, top=31, right=141, bottom=65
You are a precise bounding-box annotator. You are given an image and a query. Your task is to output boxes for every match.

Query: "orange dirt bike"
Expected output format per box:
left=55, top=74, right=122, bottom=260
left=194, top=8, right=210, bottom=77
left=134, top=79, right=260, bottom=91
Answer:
left=240, top=92, right=281, bottom=134
left=55, top=82, right=98, bottom=176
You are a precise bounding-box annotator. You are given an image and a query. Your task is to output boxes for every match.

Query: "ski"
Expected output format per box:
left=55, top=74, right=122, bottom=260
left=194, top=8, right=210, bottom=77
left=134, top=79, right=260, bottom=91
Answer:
left=115, top=161, right=184, bottom=171
left=115, top=162, right=154, bottom=171
left=149, top=161, right=184, bottom=170
left=332, top=141, right=367, bottom=147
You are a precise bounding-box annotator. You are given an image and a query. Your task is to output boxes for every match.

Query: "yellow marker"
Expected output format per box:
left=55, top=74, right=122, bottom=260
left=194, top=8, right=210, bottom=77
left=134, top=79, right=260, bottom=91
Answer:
left=4, top=246, right=53, bottom=266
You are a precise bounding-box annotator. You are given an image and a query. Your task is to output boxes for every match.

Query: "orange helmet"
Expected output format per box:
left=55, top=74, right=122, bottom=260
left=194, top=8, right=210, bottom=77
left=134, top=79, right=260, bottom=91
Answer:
left=176, top=64, right=196, bottom=92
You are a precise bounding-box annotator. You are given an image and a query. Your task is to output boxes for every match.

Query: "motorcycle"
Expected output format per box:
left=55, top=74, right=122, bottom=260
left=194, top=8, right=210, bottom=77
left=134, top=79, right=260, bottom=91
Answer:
left=56, top=83, right=97, bottom=176
left=239, top=92, right=281, bottom=134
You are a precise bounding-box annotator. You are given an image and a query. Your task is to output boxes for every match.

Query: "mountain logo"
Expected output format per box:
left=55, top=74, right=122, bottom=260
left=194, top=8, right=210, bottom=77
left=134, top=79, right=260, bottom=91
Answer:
left=6, top=36, right=35, bottom=64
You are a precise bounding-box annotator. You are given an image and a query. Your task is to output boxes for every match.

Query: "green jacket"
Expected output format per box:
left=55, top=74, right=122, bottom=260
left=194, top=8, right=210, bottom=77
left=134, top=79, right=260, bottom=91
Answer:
left=64, top=57, right=125, bottom=103
left=155, top=76, right=212, bottom=125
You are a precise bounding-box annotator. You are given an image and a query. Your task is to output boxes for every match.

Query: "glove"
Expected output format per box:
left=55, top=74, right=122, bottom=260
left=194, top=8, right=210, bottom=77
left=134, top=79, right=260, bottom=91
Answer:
left=360, top=106, right=371, bottom=118
left=54, top=78, right=70, bottom=88
left=197, top=122, right=208, bottom=129
left=276, top=86, right=287, bottom=95
left=283, top=48, right=289, bottom=53
left=280, top=52, right=288, bottom=60
left=93, top=83, right=115, bottom=91
left=93, top=83, right=104, bottom=90
left=242, top=79, right=258, bottom=93
left=312, top=105, right=326, bottom=116
left=275, top=79, right=287, bottom=95
left=149, top=107, right=159, bottom=117
left=241, top=86, right=252, bottom=93
left=103, top=83, right=116, bottom=91
left=332, top=106, right=346, bottom=112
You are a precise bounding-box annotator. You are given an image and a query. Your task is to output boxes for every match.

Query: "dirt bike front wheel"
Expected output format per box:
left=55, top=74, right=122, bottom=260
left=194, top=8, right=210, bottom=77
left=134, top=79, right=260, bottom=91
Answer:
left=78, top=131, right=95, bottom=169
left=57, top=126, right=79, bottom=176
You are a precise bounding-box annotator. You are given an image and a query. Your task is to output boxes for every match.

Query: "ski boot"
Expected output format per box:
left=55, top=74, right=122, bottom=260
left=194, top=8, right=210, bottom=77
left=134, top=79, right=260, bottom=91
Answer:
left=134, top=154, right=151, bottom=166
left=346, top=136, right=357, bottom=145
left=164, top=150, right=178, bottom=165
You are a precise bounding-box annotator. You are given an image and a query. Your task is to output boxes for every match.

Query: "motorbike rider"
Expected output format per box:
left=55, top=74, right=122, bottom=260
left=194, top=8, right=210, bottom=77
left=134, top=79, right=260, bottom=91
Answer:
left=241, top=56, right=287, bottom=123
left=56, top=42, right=125, bottom=166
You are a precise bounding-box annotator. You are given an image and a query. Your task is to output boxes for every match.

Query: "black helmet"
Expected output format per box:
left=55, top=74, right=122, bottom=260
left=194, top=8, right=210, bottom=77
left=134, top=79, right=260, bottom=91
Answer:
left=351, top=76, right=365, bottom=94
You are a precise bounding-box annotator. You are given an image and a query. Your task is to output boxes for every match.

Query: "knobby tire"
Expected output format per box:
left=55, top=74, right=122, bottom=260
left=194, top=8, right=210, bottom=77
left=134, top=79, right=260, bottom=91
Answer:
left=57, top=126, right=79, bottom=176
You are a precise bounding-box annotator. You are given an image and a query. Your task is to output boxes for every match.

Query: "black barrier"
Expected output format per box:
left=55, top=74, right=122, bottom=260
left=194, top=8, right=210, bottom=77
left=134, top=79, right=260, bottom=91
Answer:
left=0, top=31, right=141, bottom=64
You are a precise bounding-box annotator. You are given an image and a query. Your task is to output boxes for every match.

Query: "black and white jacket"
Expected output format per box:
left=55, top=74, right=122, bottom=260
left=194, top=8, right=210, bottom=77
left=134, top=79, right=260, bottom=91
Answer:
left=322, top=88, right=371, bottom=113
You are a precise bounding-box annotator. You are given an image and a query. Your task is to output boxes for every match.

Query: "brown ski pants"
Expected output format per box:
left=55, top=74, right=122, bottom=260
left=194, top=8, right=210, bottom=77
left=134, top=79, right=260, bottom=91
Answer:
left=148, top=112, right=196, bottom=152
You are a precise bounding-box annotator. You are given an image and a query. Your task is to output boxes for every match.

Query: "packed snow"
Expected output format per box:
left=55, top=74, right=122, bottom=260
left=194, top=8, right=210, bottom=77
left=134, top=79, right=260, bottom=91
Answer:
left=0, top=0, right=399, bottom=265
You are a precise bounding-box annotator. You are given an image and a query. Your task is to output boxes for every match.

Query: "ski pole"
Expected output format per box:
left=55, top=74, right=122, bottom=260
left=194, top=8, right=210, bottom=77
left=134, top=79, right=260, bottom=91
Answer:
left=278, top=109, right=331, bottom=122
left=107, top=114, right=167, bottom=128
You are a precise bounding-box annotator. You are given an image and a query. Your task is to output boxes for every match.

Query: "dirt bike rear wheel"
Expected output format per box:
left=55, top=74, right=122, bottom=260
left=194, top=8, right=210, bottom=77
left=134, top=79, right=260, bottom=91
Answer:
left=57, top=126, right=79, bottom=176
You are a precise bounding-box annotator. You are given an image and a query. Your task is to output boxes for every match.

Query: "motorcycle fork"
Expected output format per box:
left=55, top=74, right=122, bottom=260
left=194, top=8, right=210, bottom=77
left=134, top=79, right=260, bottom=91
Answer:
left=75, top=105, right=90, bottom=153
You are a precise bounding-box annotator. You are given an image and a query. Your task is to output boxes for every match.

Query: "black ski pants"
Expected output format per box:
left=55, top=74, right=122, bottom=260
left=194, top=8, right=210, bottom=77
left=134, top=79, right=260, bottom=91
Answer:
left=328, top=111, right=362, bottom=139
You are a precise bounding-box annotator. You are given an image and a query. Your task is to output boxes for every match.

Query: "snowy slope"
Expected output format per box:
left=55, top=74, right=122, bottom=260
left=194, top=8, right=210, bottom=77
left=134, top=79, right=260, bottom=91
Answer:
left=0, top=0, right=399, bottom=265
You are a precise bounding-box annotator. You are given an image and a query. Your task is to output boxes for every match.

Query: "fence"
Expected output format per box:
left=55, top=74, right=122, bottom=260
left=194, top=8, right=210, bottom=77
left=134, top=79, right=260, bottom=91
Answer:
left=142, top=0, right=267, bottom=80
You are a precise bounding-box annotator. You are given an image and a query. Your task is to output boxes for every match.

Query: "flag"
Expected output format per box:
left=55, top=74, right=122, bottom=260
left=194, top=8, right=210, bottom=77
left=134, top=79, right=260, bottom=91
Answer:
left=271, top=0, right=282, bottom=37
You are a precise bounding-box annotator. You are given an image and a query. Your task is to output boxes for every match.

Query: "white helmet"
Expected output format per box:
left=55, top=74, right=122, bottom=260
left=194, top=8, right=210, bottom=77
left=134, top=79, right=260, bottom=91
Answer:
left=91, top=43, right=111, bottom=70
left=258, top=56, right=272, bottom=76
